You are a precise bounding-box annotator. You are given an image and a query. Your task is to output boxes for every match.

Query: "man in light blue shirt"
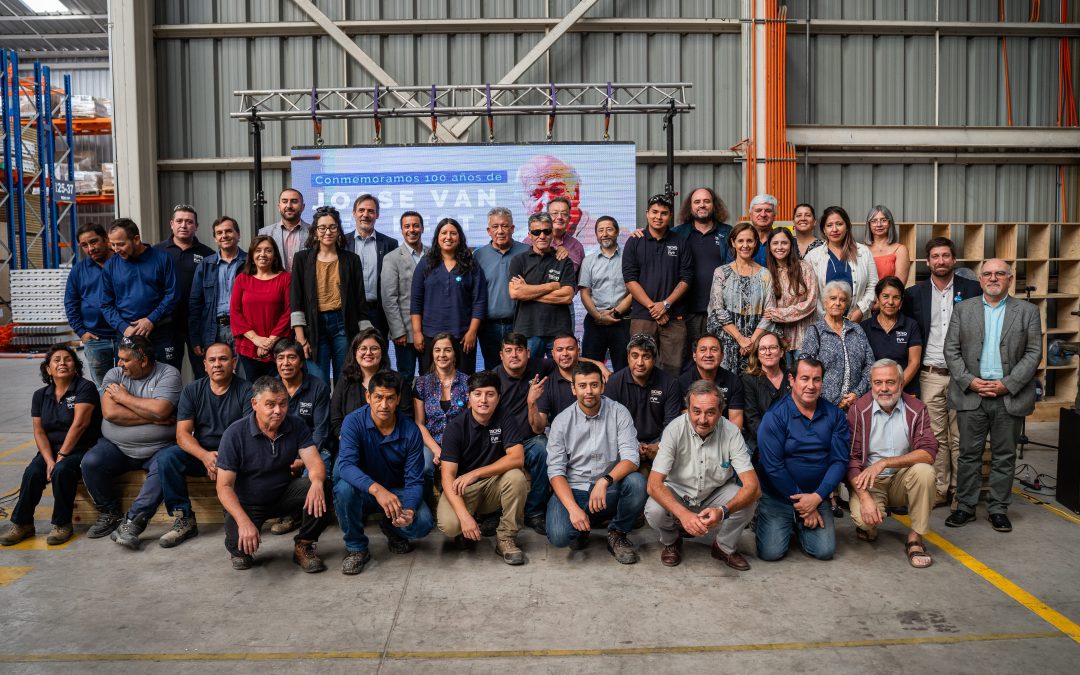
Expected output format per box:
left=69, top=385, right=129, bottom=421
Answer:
left=474, top=207, right=530, bottom=369
left=545, top=361, right=645, bottom=563
left=579, top=216, right=632, bottom=371
left=979, top=296, right=1008, bottom=379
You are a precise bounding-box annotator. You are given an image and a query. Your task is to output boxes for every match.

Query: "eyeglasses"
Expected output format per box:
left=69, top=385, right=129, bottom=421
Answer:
left=316, top=225, right=338, bottom=233
left=356, top=346, right=382, bottom=354
left=758, top=345, right=781, bottom=353
left=868, top=218, right=890, bottom=225
left=981, top=271, right=1010, bottom=278
left=530, top=228, right=553, bottom=237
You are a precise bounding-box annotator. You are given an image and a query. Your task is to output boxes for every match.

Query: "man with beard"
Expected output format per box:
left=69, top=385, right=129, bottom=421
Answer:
left=748, top=194, right=778, bottom=267
left=65, top=223, right=116, bottom=387
left=673, top=188, right=733, bottom=349
left=474, top=207, right=530, bottom=369
left=259, top=188, right=311, bottom=272
left=349, top=194, right=398, bottom=337
left=382, top=211, right=428, bottom=384
left=579, top=216, right=632, bottom=372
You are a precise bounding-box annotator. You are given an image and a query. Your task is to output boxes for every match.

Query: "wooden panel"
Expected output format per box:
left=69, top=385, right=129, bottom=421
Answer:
left=72, top=473, right=224, bottom=525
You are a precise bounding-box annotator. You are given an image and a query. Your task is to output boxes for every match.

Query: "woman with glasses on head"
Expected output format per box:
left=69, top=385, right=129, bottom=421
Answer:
left=804, top=205, right=878, bottom=323
left=231, top=235, right=292, bottom=382
left=740, top=332, right=789, bottom=458
left=290, top=206, right=366, bottom=383
left=762, top=227, right=818, bottom=361
left=410, top=218, right=487, bottom=374
left=864, top=205, right=910, bottom=285
left=792, top=203, right=824, bottom=259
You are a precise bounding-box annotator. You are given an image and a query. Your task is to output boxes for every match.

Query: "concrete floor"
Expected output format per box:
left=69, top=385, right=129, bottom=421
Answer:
left=0, top=357, right=1077, bottom=674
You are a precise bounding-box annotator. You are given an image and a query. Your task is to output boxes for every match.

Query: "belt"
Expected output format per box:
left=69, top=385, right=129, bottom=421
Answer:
left=920, top=365, right=949, bottom=376
left=490, top=317, right=514, bottom=325
left=216, top=315, right=231, bottom=326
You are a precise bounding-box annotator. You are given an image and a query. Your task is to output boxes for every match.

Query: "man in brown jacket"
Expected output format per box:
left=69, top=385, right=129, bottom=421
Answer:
left=847, top=359, right=938, bottom=568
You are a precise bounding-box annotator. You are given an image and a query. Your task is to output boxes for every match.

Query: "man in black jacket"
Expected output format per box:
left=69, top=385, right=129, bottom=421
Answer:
left=349, top=194, right=398, bottom=338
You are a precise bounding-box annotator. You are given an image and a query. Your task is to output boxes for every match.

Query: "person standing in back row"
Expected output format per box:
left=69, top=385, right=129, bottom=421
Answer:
left=65, top=223, right=116, bottom=388
left=509, top=212, right=577, bottom=358
left=674, top=188, right=733, bottom=350
left=156, top=204, right=215, bottom=379
left=349, top=194, right=398, bottom=340
left=259, top=188, right=311, bottom=273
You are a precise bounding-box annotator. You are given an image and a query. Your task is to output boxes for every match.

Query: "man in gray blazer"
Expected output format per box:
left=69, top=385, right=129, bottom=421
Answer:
left=381, top=211, right=427, bottom=386
left=943, top=258, right=1042, bottom=533
left=258, top=188, right=311, bottom=272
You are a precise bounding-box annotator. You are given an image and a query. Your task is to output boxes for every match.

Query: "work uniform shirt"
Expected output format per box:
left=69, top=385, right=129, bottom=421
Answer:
left=474, top=241, right=530, bottom=320
left=654, top=414, right=752, bottom=505
left=494, top=356, right=555, bottom=431
left=31, top=376, right=101, bottom=453
left=336, top=406, right=425, bottom=512
left=862, top=313, right=922, bottom=393
left=279, top=375, right=330, bottom=451
left=176, top=376, right=254, bottom=451
left=155, top=236, right=214, bottom=324
left=677, top=365, right=746, bottom=417
left=64, top=258, right=115, bottom=338
left=604, top=366, right=681, bottom=443
left=508, top=248, right=577, bottom=337
left=217, top=414, right=314, bottom=506
left=537, top=369, right=576, bottom=421
left=546, top=397, right=639, bottom=490
left=441, top=405, right=526, bottom=476
left=101, top=246, right=178, bottom=332
left=621, top=227, right=693, bottom=320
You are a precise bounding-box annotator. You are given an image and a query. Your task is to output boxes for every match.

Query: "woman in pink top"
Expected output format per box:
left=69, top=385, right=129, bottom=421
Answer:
left=864, top=205, right=910, bottom=284
left=763, top=227, right=819, bottom=362
left=231, top=235, right=292, bottom=382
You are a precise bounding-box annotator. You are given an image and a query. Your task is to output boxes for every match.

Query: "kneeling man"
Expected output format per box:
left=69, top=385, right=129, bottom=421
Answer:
left=545, top=362, right=646, bottom=563
left=645, top=380, right=759, bottom=570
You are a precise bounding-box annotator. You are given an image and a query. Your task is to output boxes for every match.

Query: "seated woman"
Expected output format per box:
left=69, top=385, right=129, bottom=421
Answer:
left=799, top=280, right=875, bottom=411
left=861, top=276, right=923, bottom=395
left=329, top=328, right=394, bottom=441
left=412, top=333, right=469, bottom=469
left=0, top=345, right=102, bottom=546
left=740, top=331, right=789, bottom=457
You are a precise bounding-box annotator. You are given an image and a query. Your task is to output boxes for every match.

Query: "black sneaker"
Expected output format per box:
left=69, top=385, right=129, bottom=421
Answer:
left=454, top=534, right=478, bottom=551
left=568, top=532, right=590, bottom=551
left=379, top=518, right=414, bottom=554
left=524, top=512, right=547, bottom=536
left=478, top=512, right=500, bottom=538
left=341, top=550, right=372, bottom=575
left=945, top=510, right=975, bottom=528
left=110, top=515, right=148, bottom=550
left=231, top=554, right=254, bottom=570
left=988, top=513, right=1013, bottom=532
left=87, top=511, right=122, bottom=539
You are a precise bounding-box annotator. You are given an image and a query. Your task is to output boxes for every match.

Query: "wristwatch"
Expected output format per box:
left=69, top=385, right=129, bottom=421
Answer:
left=600, top=474, right=614, bottom=486
left=719, top=504, right=730, bottom=521
left=662, top=301, right=671, bottom=312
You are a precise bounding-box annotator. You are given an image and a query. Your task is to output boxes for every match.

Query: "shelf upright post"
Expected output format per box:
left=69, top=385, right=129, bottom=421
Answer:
left=11, top=51, right=28, bottom=270
left=33, top=61, right=50, bottom=268
left=43, top=65, right=60, bottom=268
left=63, top=73, right=77, bottom=264
left=1, top=50, right=13, bottom=270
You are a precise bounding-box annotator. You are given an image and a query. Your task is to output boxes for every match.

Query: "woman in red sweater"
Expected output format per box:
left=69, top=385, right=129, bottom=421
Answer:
left=230, top=236, right=293, bottom=381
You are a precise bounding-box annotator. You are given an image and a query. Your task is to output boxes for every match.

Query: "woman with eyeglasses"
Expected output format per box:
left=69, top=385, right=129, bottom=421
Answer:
left=410, top=218, right=487, bottom=374
left=762, top=227, right=818, bottom=360
left=740, top=332, right=789, bottom=458
left=792, top=203, right=824, bottom=259
left=864, top=205, right=910, bottom=285
left=706, top=222, right=777, bottom=373
left=289, top=206, right=366, bottom=383
left=861, top=276, right=923, bottom=395
left=230, top=235, right=292, bottom=382
left=328, top=328, right=412, bottom=438
left=804, top=205, right=878, bottom=323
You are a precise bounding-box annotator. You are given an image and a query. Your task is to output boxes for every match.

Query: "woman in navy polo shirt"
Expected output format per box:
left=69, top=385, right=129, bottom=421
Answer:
left=861, top=276, right=923, bottom=395
left=0, top=345, right=102, bottom=546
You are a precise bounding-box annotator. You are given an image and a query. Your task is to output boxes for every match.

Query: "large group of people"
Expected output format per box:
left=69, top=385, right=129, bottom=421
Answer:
left=2, top=187, right=1042, bottom=576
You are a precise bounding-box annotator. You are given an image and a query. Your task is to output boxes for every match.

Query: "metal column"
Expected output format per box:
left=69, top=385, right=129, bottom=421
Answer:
left=1, top=50, right=13, bottom=269
left=63, top=73, right=77, bottom=264
left=11, top=52, right=28, bottom=270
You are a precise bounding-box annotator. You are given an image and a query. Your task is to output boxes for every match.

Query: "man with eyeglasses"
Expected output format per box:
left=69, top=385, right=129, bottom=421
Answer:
left=349, top=194, right=398, bottom=338
left=943, top=259, right=1042, bottom=534
left=508, top=212, right=577, bottom=358
left=155, top=204, right=215, bottom=378
left=474, top=207, right=530, bottom=369
left=259, top=188, right=311, bottom=272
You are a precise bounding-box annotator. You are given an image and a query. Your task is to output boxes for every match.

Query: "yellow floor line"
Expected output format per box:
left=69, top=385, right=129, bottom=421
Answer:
left=0, top=460, right=29, bottom=466
left=0, top=631, right=1063, bottom=663
left=0, top=566, right=32, bottom=587
left=0, top=441, right=34, bottom=459
left=896, top=515, right=1080, bottom=644
left=0, top=533, right=81, bottom=551
left=1011, top=487, right=1080, bottom=525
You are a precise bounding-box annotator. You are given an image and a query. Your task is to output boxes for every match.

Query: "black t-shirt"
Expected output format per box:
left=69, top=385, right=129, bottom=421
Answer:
left=176, top=376, right=254, bottom=450
left=537, top=370, right=576, bottom=420
left=680, top=222, right=732, bottom=313
left=494, top=355, right=555, bottom=430
left=441, top=405, right=526, bottom=476
left=216, top=413, right=314, bottom=506
left=31, top=377, right=101, bottom=453
left=677, top=365, right=746, bottom=416
left=508, top=249, right=577, bottom=337
left=604, top=367, right=681, bottom=442
left=621, top=228, right=694, bottom=320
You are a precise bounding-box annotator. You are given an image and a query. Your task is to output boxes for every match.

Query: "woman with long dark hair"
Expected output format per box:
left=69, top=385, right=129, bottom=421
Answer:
left=804, top=205, right=878, bottom=322
left=763, top=227, right=819, bottom=360
left=706, top=222, right=776, bottom=373
left=413, top=332, right=468, bottom=465
left=329, top=327, right=394, bottom=441
left=409, top=217, right=487, bottom=374
left=231, top=235, right=292, bottom=382
left=792, top=203, right=824, bottom=259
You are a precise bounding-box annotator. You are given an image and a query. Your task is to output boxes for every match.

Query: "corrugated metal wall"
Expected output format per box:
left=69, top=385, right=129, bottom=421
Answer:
left=152, top=0, right=1078, bottom=244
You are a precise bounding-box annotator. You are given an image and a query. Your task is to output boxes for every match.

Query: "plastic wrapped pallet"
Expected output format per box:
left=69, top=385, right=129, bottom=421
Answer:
left=70, top=94, right=97, bottom=119
left=101, top=163, right=115, bottom=194
left=94, top=96, right=112, bottom=118
left=74, top=171, right=101, bottom=195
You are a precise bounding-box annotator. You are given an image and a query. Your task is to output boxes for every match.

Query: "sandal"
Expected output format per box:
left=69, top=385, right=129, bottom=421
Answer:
left=905, top=539, right=933, bottom=569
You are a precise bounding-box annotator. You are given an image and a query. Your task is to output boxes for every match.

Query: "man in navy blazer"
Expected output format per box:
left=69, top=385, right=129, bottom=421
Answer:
left=348, top=194, right=398, bottom=339
left=902, top=237, right=981, bottom=507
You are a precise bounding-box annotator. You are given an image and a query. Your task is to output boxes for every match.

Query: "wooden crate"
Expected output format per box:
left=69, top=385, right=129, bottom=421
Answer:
left=72, top=472, right=224, bottom=525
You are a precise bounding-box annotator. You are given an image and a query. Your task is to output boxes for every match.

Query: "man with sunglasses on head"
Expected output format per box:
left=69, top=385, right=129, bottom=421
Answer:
left=508, top=212, right=577, bottom=358
left=156, top=204, right=214, bottom=378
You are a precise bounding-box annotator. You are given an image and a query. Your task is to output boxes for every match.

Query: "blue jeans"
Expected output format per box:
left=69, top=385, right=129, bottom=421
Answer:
left=478, top=319, right=514, bottom=371
left=546, top=473, right=648, bottom=547
left=81, top=438, right=162, bottom=518
left=395, top=342, right=420, bottom=388
left=523, top=435, right=550, bottom=518
left=157, top=444, right=209, bottom=518
left=755, top=490, right=835, bottom=561
left=527, top=336, right=554, bottom=359
left=82, top=337, right=120, bottom=389
left=333, top=479, right=434, bottom=553
left=307, top=310, right=349, bottom=383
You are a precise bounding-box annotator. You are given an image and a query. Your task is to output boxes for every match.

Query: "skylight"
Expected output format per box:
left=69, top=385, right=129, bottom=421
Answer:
left=19, top=0, right=71, bottom=13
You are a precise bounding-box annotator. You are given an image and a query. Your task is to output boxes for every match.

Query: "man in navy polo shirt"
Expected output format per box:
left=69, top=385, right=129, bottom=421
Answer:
left=156, top=205, right=214, bottom=378
left=508, top=212, right=577, bottom=358
left=216, top=376, right=331, bottom=572
left=527, top=333, right=586, bottom=436
left=604, top=333, right=681, bottom=472
left=677, top=334, right=746, bottom=429
left=65, top=223, right=116, bottom=388
left=334, top=370, right=432, bottom=575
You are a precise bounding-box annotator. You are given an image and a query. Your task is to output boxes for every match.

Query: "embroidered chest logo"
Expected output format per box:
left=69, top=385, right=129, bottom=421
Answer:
left=193, top=254, right=204, bottom=265
left=65, top=395, right=77, bottom=409
left=649, top=389, right=663, bottom=404
left=488, top=427, right=502, bottom=445
left=546, top=268, right=562, bottom=282
left=298, top=402, right=313, bottom=417
left=895, top=330, right=908, bottom=344
left=665, top=245, right=678, bottom=257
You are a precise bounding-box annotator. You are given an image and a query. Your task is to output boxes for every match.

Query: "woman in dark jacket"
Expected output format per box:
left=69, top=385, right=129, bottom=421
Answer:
left=290, top=205, right=366, bottom=383
left=329, top=327, right=399, bottom=440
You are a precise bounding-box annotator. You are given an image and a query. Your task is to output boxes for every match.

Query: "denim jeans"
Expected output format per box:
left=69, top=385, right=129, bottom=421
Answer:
left=581, top=315, right=630, bottom=372
left=333, top=479, right=434, bottom=553
left=394, top=342, right=420, bottom=389
left=478, top=319, right=514, bottom=372
left=523, top=435, right=550, bottom=519
left=81, top=337, right=120, bottom=389
left=80, top=438, right=162, bottom=517
left=223, top=477, right=332, bottom=555
left=755, top=490, right=835, bottom=561
left=546, top=472, right=647, bottom=547
left=527, top=336, right=555, bottom=359
left=157, top=444, right=209, bottom=518
left=307, top=310, right=349, bottom=383
left=11, top=449, right=87, bottom=526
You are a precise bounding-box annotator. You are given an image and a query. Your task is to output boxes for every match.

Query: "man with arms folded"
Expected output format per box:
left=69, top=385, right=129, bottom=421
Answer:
left=509, top=212, right=577, bottom=358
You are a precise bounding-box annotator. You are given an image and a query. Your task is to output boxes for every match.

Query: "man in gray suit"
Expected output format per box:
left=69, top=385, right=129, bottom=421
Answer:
left=258, top=188, right=311, bottom=272
left=943, top=258, right=1042, bottom=533
left=381, top=211, right=427, bottom=386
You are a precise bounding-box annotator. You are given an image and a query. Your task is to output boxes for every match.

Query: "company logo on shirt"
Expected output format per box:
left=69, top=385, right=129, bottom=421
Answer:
left=298, top=401, right=313, bottom=417
left=489, top=427, right=502, bottom=445
left=546, top=268, right=562, bottom=282
left=649, top=389, right=664, bottom=403
left=895, top=331, right=908, bottom=344
left=193, top=254, right=204, bottom=265
left=665, top=245, right=679, bottom=257
left=64, top=395, right=77, bottom=409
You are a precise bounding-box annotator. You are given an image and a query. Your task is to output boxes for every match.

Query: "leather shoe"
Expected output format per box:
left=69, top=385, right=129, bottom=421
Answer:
left=711, top=540, right=751, bottom=571
left=988, top=513, right=1013, bottom=532
left=945, top=510, right=975, bottom=527
left=660, top=536, right=682, bottom=567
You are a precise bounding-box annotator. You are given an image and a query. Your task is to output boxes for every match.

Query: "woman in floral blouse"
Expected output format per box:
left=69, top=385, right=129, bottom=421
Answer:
left=413, top=332, right=469, bottom=465
left=707, top=222, right=777, bottom=373
left=798, top=280, right=875, bottom=410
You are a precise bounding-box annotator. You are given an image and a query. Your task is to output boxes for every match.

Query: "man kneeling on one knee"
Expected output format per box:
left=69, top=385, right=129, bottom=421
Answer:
left=545, top=361, right=646, bottom=563
left=645, top=380, right=760, bottom=570
left=847, top=359, right=938, bottom=568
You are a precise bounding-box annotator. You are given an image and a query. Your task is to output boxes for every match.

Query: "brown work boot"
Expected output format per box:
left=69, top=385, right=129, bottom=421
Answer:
left=46, top=524, right=73, bottom=546
left=292, top=540, right=327, bottom=573
left=495, top=537, right=525, bottom=565
left=711, top=540, right=751, bottom=571
left=606, top=529, right=639, bottom=564
left=0, top=523, right=34, bottom=546
left=270, top=515, right=299, bottom=535
left=660, top=535, right=683, bottom=567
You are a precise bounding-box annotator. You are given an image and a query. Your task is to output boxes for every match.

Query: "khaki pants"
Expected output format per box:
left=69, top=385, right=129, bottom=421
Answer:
left=437, top=469, right=528, bottom=541
left=629, top=318, right=687, bottom=378
left=849, top=463, right=935, bottom=536
left=920, top=370, right=960, bottom=498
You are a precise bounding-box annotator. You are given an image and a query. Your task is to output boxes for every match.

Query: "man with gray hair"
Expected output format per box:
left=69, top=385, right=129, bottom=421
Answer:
left=645, top=379, right=760, bottom=570
left=846, top=359, right=938, bottom=568
left=748, top=194, right=778, bottom=266
left=474, top=207, right=530, bottom=368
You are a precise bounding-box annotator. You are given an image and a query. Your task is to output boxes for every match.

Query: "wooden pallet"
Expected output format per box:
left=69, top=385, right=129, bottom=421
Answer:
left=72, top=472, right=225, bottom=525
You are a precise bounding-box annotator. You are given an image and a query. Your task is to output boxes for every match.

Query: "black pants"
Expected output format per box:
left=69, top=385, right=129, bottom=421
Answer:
left=363, top=302, right=390, bottom=341
left=421, top=333, right=477, bottom=375
left=11, top=449, right=87, bottom=526
left=223, top=477, right=331, bottom=556
left=581, top=315, right=630, bottom=372
left=238, top=354, right=276, bottom=383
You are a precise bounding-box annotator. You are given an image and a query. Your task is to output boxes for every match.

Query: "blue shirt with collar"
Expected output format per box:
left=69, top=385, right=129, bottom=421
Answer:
left=409, top=259, right=488, bottom=337
left=335, top=405, right=426, bottom=512
left=474, top=240, right=530, bottom=319
left=756, top=394, right=850, bottom=502
left=101, top=245, right=178, bottom=333
left=64, top=256, right=115, bottom=338
left=980, top=295, right=1008, bottom=380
